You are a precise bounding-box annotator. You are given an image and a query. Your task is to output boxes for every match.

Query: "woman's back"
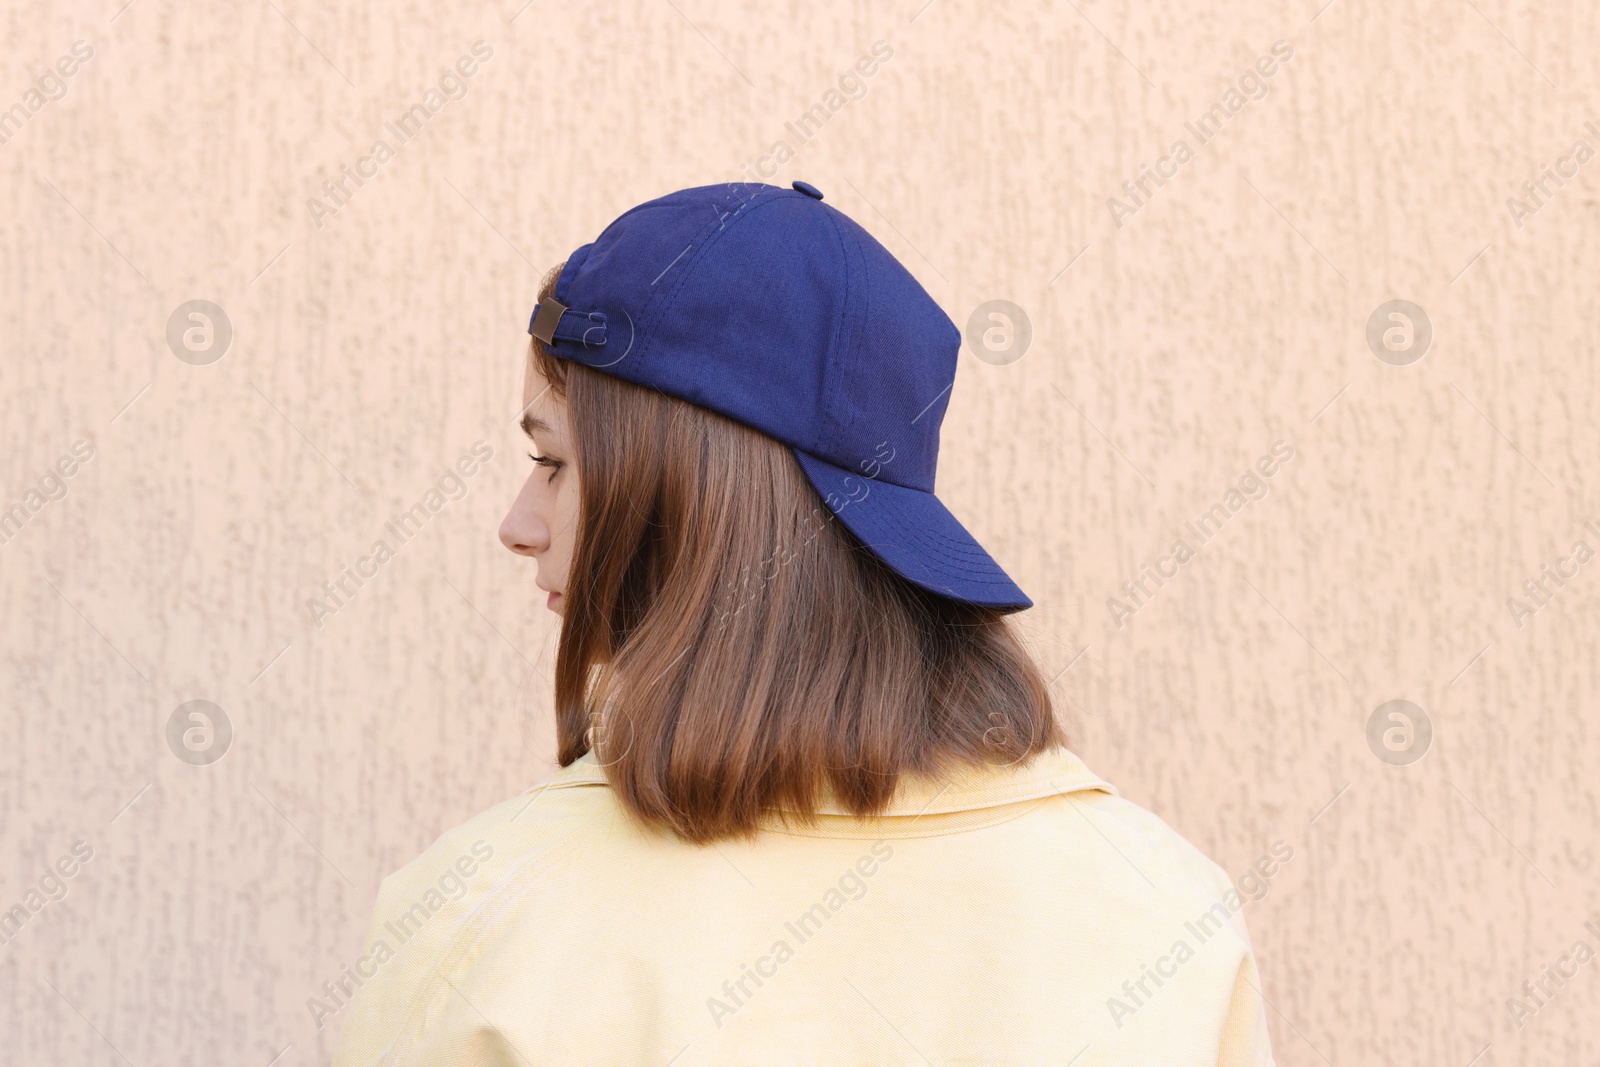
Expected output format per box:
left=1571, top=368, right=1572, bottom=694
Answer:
left=328, top=183, right=1277, bottom=1065
left=331, top=747, right=1273, bottom=1066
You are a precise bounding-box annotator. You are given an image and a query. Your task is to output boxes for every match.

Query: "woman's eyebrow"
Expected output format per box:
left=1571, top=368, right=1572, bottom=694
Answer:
left=520, top=413, right=552, bottom=439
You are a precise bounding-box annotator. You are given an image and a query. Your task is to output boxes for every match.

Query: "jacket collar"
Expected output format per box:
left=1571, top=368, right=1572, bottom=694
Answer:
left=528, top=745, right=1116, bottom=818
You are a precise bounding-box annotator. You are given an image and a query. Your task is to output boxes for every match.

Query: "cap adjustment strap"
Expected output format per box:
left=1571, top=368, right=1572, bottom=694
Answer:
left=528, top=298, right=608, bottom=347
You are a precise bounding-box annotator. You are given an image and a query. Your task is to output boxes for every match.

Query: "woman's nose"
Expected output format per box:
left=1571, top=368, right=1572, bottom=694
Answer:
left=498, top=483, right=547, bottom=556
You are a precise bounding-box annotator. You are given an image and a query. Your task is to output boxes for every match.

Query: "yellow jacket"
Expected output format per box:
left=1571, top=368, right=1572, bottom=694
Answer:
left=329, top=746, right=1275, bottom=1066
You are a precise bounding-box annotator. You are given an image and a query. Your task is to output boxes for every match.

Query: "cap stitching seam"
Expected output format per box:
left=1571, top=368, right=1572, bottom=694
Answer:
left=631, top=189, right=798, bottom=373
left=814, top=202, right=856, bottom=456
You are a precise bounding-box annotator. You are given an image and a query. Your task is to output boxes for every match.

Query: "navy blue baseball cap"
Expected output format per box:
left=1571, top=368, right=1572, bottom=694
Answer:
left=528, top=180, right=1031, bottom=611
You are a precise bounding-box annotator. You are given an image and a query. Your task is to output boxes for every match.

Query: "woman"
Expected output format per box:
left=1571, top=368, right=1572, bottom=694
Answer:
left=331, top=181, right=1275, bottom=1065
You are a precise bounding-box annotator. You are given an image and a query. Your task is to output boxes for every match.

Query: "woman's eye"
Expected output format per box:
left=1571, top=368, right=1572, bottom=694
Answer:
left=527, top=452, right=563, bottom=482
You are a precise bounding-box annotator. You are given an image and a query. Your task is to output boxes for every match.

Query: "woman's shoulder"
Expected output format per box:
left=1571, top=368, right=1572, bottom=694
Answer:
left=1063, top=780, right=1244, bottom=903
left=384, top=755, right=614, bottom=889
left=370, top=754, right=616, bottom=916
left=333, top=755, right=620, bottom=1063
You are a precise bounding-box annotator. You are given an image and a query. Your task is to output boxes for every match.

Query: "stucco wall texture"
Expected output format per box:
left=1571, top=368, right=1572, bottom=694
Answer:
left=2, top=0, right=1597, bottom=1063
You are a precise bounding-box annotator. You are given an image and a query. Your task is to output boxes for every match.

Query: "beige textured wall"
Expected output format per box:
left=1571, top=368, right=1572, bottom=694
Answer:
left=3, top=0, right=1597, bottom=1063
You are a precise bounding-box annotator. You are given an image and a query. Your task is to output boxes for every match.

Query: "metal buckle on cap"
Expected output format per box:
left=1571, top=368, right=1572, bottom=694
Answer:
left=528, top=297, right=568, bottom=344
left=529, top=298, right=609, bottom=348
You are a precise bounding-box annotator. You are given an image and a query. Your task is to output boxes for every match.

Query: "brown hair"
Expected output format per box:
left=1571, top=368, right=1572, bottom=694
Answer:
left=527, top=263, right=1065, bottom=843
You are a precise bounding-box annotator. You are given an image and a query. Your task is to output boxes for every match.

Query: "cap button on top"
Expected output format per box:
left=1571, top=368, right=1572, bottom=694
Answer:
left=791, top=180, right=824, bottom=200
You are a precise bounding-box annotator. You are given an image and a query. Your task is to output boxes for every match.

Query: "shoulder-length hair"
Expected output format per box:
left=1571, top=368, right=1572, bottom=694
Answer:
left=527, top=263, right=1064, bottom=844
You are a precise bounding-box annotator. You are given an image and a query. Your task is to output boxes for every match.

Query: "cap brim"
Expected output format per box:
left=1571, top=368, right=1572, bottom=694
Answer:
left=792, top=449, right=1033, bottom=611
